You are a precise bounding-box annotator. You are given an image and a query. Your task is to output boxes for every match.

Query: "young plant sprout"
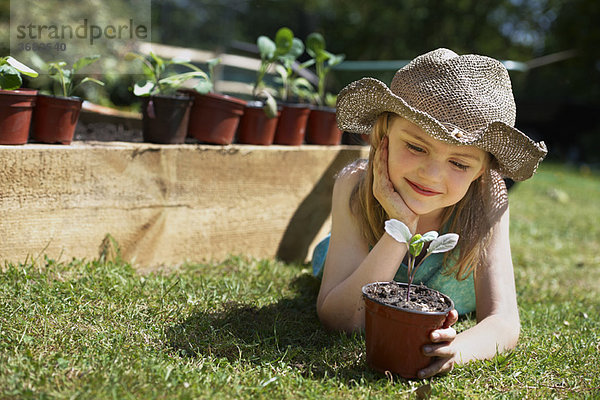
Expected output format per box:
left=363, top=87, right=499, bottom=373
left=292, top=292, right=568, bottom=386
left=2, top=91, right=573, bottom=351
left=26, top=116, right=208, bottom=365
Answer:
left=384, top=219, right=459, bottom=301
left=46, top=55, right=104, bottom=97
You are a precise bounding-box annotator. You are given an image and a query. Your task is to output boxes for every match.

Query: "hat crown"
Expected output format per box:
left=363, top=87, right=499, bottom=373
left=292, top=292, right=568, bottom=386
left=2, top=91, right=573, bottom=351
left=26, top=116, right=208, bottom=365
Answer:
left=390, top=48, right=516, bottom=133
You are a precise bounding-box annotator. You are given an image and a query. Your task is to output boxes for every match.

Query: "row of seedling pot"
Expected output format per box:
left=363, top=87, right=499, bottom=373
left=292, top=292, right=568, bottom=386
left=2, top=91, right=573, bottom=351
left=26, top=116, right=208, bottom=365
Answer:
left=0, top=28, right=345, bottom=146
left=133, top=28, right=346, bottom=146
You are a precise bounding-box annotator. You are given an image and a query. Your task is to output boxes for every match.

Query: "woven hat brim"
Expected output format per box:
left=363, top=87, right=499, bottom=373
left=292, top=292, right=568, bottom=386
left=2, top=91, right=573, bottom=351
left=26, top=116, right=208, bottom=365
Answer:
left=336, top=77, right=548, bottom=181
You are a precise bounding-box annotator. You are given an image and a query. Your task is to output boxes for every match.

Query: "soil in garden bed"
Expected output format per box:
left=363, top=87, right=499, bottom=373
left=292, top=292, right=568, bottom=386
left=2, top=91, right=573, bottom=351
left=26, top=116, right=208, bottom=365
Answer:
left=364, top=282, right=451, bottom=313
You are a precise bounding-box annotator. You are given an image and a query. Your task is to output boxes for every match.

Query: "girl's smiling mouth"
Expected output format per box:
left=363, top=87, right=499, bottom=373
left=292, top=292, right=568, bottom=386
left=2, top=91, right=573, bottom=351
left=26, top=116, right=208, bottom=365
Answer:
left=405, top=179, right=442, bottom=196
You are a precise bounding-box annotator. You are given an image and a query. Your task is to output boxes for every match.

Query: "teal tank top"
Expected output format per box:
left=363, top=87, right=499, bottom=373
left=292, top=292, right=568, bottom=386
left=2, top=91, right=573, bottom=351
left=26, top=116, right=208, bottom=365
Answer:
left=311, top=234, right=475, bottom=315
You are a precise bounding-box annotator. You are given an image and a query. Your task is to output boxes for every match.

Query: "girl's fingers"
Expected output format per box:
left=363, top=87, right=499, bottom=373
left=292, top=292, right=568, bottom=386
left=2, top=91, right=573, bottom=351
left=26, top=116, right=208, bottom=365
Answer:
left=441, top=309, right=459, bottom=329
left=418, top=356, right=454, bottom=379
left=423, top=341, right=455, bottom=358
left=430, top=327, right=457, bottom=343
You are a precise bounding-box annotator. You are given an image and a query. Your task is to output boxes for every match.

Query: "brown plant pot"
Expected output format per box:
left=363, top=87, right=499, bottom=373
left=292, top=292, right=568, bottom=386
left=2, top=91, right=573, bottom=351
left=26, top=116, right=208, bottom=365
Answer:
left=362, top=282, right=453, bottom=379
left=305, top=106, right=342, bottom=145
left=0, top=89, right=37, bottom=145
left=141, top=95, right=193, bottom=144
left=183, top=91, right=246, bottom=145
left=237, top=102, right=279, bottom=145
left=32, top=94, right=83, bottom=145
left=273, top=103, right=311, bottom=146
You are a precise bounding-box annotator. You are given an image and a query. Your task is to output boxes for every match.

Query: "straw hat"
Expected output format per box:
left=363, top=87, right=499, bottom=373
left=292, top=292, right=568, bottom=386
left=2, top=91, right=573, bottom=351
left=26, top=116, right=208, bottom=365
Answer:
left=336, top=48, right=547, bottom=181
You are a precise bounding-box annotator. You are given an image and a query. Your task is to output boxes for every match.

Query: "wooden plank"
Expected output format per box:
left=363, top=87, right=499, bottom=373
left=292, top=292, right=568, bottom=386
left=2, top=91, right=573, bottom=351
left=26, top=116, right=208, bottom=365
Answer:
left=0, top=142, right=368, bottom=270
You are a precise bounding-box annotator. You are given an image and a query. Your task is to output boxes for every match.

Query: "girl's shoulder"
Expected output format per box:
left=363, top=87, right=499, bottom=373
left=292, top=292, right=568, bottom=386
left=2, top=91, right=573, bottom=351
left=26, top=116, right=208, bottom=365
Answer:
left=332, top=159, right=367, bottom=211
left=336, top=158, right=367, bottom=182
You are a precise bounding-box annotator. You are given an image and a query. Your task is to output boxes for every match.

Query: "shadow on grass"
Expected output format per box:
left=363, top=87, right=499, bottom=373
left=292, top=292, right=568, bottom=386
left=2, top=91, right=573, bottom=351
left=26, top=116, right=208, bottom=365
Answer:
left=166, top=273, right=385, bottom=383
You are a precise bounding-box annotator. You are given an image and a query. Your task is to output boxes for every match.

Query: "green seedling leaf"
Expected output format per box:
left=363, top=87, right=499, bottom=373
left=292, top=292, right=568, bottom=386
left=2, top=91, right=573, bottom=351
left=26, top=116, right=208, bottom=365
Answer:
left=409, top=234, right=424, bottom=257
left=306, top=32, right=325, bottom=57
left=274, top=27, right=294, bottom=55
left=263, top=93, right=278, bottom=118
left=328, top=53, right=345, bottom=67
left=73, top=55, right=100, bottom=73
left=6, top=56, right=38, bottom=77
left=274, top=64, right=288, bottom=80
left=79, top=77, right=104, bottom=87
left=170, top=57, right=192, bottom=64
left=289, top=37, right=305, bottom=58
left=384, top=219, right=412, bottom=244
left=207, top=58, right=221, bottom=68
left=133, top=80, right=154, bottom=96
left=412, top=231, right=439, bottom=244
left=257, top=36, right=276, bottom=60
left=0, top=64, right=22, bottom=90
left=194, top=79, right=213, bottom=94
left=428, top=233, right=459, bottom=254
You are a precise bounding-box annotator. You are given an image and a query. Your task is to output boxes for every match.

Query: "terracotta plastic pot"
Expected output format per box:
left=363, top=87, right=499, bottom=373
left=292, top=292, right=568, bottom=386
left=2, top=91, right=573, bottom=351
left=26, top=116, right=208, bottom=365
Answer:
left=305, top=106, right=342, bottom=145
left=32, top=94, right=82, bottom=145
left=0, top=89, right=37, bottom=145
left=362, top=282, right=453, bottom=379
left=141, top=95, right=193, bottom=144
left=237, top=102, right=279, bottom=145
left=183, top=91, right=246, bottom=145
left=273, top=103, right=311, bottom=146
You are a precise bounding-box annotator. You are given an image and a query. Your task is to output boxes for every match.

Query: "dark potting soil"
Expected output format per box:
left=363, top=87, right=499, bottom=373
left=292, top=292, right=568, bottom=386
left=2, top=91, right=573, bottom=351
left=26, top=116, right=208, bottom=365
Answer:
left=363, top=282, right=451, bottom=313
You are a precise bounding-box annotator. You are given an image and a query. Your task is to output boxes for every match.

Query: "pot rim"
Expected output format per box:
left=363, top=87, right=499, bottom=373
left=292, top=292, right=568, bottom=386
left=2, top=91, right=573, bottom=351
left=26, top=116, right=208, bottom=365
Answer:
left=179, top=89, right=247, bottom=106
left=309, top=105, right=336, bottom=113
left=362, top=281, right=454, bottom=315
left=36, top=93, right=83, bottom=103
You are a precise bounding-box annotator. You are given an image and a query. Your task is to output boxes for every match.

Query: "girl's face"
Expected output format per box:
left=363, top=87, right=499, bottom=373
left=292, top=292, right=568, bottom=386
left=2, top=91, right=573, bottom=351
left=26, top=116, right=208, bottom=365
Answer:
left=386, top=116, right=487, bottom=220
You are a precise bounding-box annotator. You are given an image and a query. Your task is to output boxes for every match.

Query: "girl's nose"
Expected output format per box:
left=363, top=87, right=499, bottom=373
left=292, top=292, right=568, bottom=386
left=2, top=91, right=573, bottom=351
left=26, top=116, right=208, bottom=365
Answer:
left=418, top=158, right=443, bottom=181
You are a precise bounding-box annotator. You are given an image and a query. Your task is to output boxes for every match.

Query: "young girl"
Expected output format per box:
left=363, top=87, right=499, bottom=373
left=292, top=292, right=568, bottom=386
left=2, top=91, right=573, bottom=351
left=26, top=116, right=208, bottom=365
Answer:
left=313, top=48, right=547, bottom=378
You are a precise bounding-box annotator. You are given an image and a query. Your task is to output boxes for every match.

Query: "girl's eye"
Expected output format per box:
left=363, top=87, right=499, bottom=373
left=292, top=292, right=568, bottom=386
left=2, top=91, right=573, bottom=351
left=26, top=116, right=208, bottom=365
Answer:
left=451, top=160, right=469, bottom=171
left=406, top=143, right=425, bottom=153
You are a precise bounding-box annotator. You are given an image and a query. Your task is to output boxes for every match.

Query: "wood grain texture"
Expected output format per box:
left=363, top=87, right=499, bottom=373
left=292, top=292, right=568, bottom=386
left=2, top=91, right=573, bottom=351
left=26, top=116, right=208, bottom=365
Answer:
left=0, top=142, right=368, bottom=269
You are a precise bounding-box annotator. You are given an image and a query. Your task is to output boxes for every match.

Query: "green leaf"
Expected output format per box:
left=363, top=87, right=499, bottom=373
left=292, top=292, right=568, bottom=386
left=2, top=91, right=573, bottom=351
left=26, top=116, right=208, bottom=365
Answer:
left=412, top=231, right=439, bottom=244
left=6, top=56, right=38, bottom=77
left=274, top=64, right=288, bottom=80
left=274, top=27, right=294, bottom=56
left=384, top=219, right=412, bottom=244
left=306, top=32, right=325, bottom=57
left=327, top=53, right=345, bottom=68
left=194, top=80, right=213, bottom=94
left=0, top=64, right=23, bottom=90
left=133, top=80, right=154, bottom=96
left=427, top=233, right=459, bottom=254
left=207, top=58, right=221, bottom=68
left=257, top=36, right=276, bottom=60
left=409, top=234, right=424, bottom=257
left=262, top=92, right=278, bottom=118
left=288, top=38, right=304, bottom=59
left=79, top=77, right=104, bottom=87
left=73, top=55, right=100, bottom=73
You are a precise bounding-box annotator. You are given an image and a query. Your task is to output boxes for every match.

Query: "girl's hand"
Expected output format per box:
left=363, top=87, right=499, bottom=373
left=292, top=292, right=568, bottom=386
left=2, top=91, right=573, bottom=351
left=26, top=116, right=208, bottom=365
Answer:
left=373, top=136, right=418, bottom=231
left=418, top=309, right=459, bottom=379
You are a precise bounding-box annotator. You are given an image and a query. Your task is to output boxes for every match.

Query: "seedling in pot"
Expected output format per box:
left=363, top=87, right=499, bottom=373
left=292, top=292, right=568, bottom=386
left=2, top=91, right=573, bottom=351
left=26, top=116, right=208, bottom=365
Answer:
left=0, top=56, right=39, bottom=90
left=126, top=51, right=209, bottom=97
left=46, top=55, right=104, bottom=97
left=254, top=27, right=302, bottom=117
left=384, top=219, right=459, bottom=301
left=272, top=30, right=313, bottom=103
left=305, top=32, right=345, bottom=106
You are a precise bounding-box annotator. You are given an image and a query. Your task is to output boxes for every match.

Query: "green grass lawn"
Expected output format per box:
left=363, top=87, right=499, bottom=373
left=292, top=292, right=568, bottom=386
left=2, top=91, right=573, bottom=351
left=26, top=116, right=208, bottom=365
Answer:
left=1, top=162, right=599, bottom=399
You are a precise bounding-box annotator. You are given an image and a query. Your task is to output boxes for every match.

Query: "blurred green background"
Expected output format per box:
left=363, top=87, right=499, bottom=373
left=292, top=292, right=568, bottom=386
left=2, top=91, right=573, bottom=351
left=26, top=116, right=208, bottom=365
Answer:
left=1, top=0, right=598, bottom=164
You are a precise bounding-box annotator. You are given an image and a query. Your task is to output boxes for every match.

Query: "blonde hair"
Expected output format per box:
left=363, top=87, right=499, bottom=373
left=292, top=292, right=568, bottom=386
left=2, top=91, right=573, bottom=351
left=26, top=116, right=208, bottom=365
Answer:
left=348, top=113, right=502, bottom=280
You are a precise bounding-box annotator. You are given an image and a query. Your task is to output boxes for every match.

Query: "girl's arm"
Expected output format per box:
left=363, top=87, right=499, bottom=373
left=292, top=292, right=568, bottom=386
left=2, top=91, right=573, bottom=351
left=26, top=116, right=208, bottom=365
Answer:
left=418, top=205, right=520, bottom=378
left=316, top=166, right=410, bottom=333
